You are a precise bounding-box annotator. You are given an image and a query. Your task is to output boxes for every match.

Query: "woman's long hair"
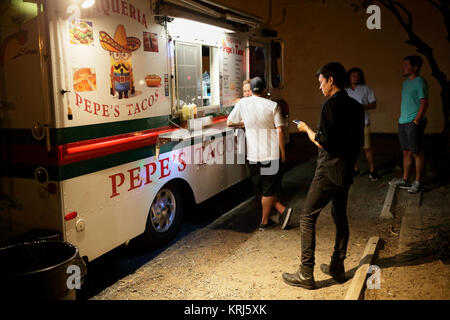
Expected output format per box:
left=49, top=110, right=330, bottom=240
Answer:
left=346, top=67, right=365, bottom=88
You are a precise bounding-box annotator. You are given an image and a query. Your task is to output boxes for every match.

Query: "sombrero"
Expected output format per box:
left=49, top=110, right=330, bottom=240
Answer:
left=99, top=24, right=140, bottom=53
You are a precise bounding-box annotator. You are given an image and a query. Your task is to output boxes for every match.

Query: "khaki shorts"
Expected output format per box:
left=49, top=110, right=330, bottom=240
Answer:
left=363, top=125, right=371, bottom=149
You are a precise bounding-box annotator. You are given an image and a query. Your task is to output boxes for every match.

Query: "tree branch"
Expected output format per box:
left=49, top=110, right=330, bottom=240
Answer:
left=427, top=0, right=442, bottom=10
left=392, top=0, right=413, bottom=25
left=350, top=0, right=450, bottom=150
left=379, top=0, right=412, bottom=31
left=425, top=0, right=450, bottom=42
left=377, top=0, right=448, bottom=89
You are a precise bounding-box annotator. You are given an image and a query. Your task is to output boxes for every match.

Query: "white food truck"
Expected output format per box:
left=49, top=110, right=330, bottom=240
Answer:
left=0, top=0, right=285, bottom=262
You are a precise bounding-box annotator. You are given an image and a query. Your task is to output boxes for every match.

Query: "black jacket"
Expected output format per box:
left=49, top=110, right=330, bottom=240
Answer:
left=314, top=90, right=365, bottom=186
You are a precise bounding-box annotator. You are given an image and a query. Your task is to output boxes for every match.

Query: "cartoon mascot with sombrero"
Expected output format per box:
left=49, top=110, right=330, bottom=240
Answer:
left=99, top=24, right=140, bottom=99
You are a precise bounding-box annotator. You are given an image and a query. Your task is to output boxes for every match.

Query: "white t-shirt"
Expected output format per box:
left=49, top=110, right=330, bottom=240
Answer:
left=346, top=84, right=376, bottom=126
left=228, top=96, right=285, bottom=162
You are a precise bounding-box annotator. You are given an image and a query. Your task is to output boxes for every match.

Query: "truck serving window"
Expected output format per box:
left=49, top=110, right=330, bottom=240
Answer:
left=174, top=42, right=202, bottom=108
left=174, top=42, right=220, bottom=110
left=201, top=45, right=220, bottom=107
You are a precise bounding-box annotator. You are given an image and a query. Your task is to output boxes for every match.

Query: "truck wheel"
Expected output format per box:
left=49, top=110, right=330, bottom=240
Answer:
left=140, top=183, right=184, bottom=248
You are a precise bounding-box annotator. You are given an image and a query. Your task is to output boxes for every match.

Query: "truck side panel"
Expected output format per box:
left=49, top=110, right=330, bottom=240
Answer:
left=46, top=0, right=171, bottom=129
left=0, top=2, right=62, bottom=244
left=1, top=0, right=250, bottom=259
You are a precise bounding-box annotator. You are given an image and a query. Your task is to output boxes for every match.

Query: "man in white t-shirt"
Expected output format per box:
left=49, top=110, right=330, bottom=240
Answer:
left=227, top=77, right=292, bottom=231
left=345, top=67, right=379, bottom=181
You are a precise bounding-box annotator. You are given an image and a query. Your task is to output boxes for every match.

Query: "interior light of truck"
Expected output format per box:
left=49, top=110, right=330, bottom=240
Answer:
left=82, top=0, right=95, bottom=9
left=65, top=211, right=78, bottom=221
left=167, top=18, right=235, bottom=43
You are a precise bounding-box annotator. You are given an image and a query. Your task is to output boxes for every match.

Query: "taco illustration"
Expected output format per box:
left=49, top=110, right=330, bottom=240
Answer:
left=73, top=68, right=96, bottom=91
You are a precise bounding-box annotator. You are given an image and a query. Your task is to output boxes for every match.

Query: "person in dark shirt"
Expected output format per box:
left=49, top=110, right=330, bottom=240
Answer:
left=282, top=62, right=364, bottom=290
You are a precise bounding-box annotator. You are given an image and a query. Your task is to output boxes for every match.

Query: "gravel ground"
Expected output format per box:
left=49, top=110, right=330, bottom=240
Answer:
left=91, top=159, right=437, bottom=300
left=82, top=135, right=449, bottom=300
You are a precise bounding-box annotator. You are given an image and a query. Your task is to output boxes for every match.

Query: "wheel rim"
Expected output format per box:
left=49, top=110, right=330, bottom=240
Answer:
left=150, top=188, right=176, bottom=233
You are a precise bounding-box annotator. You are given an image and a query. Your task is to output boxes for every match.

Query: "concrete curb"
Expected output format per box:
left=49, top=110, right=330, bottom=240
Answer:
left=396, top=191, right=424, bottom=263
left=345, top=236, right=382, bottom=300
left=380, top=184, right=396, bottom=219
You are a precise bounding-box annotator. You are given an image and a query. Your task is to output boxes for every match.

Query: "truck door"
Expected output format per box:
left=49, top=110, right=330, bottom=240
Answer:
left=0, top=1, right=62, bottom=245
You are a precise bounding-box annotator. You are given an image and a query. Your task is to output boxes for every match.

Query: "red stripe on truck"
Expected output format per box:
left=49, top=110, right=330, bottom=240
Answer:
left=57, top=117, right=228, bottom=165
left=212, top=115, right=228, bottom=123
left=58, top=127, right=176, bottom=165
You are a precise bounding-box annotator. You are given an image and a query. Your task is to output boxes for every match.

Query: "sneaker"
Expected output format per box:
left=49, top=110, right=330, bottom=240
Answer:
left=408, top=181, right=422, bottom=193
left=259, top=219, right=276, bottom=231
left=279, top=207, right=292, bottom=230
left=368, top=170, right=380, bottom=181
left=389, top=178, right=411, bottom=190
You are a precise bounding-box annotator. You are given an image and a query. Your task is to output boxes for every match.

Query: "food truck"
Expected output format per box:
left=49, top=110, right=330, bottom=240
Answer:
left=0, top=0, right=285, bottom=262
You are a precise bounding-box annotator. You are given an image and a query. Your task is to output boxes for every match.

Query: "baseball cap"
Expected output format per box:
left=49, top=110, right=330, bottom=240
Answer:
left=250, top=77, right=265, bottom=93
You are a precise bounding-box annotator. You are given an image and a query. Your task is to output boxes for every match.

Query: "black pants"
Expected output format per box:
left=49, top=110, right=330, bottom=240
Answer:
left=300, top=172, right=350, bottom=268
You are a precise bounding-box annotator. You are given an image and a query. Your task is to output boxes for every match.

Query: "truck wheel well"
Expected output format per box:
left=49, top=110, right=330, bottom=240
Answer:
left=166, top=178, right=196, bottom=217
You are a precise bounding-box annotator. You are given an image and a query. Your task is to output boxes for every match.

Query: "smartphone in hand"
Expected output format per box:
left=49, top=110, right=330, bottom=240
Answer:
left=292, top=120, right=301, bottom=125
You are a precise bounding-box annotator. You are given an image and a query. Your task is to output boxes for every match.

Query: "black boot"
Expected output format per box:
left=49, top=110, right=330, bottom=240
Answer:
left=320, top=259, right=346, bottom=283
left=282, top=265, right=315, bottom=290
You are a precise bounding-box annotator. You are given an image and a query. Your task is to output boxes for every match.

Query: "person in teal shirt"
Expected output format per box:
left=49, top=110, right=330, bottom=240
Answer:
left=390, top=56, right=429, bottom=193
left=399, top=76, right=428, bottom=124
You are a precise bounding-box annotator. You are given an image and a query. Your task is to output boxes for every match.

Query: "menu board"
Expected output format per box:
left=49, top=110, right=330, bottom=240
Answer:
left=220, top=36, right=246, bottom=107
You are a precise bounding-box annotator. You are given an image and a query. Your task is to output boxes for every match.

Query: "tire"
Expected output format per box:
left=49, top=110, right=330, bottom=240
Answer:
left=139, top=183, right=184, bottom=249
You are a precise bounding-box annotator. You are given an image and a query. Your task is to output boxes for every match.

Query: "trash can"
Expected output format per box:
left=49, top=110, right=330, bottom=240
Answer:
left=0, top=240, right=87, bottom=300
left=8, top=229, right=61, bottom=245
